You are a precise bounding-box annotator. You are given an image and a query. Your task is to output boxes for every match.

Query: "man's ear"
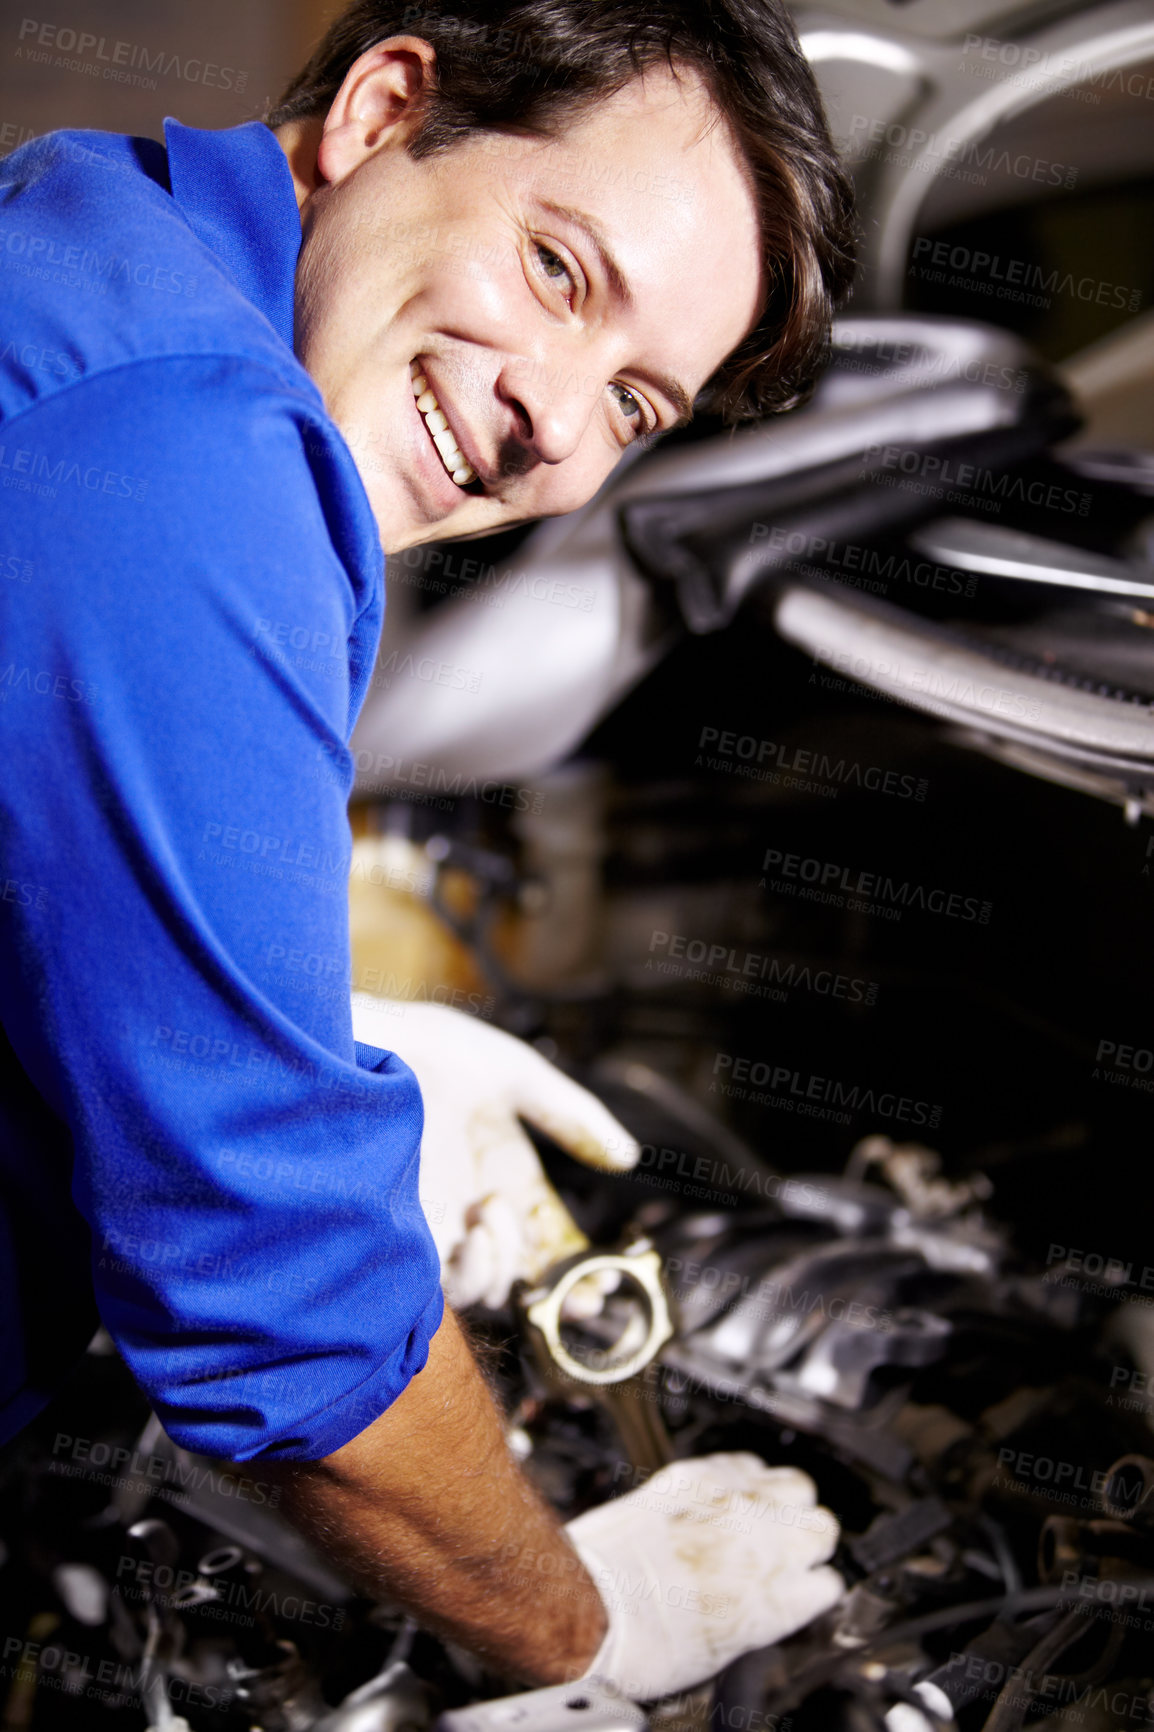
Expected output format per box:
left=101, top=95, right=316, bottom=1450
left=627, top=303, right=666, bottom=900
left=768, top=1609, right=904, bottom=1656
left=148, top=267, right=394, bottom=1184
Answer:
left=317, top=36, right=438, bottom=185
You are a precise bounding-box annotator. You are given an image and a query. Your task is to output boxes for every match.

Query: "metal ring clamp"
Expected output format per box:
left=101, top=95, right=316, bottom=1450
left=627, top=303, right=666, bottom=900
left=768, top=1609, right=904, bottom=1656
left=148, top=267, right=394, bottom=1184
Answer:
left=521, top=1240, right=674, bottom=1387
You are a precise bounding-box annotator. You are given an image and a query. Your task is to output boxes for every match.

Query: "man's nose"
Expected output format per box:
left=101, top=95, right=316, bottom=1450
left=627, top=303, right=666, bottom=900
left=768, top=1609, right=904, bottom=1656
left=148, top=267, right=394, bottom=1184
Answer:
left=498, top=354, right=600, bottom=466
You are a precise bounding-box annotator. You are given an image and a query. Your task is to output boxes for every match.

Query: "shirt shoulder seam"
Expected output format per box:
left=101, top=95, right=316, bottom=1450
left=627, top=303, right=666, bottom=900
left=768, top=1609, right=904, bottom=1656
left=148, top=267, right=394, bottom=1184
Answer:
left=0, top=349, right=326, bottom=440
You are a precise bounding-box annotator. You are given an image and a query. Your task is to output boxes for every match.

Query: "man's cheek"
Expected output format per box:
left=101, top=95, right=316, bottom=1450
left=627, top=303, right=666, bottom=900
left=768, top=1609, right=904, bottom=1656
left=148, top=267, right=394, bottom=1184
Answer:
left=527, top=449, right=616, bottom=521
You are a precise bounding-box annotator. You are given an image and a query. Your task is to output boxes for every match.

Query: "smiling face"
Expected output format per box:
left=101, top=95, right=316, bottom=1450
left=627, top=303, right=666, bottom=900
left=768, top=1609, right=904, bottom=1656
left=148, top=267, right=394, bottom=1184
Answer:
left=283, top=41, right=764, bottom=552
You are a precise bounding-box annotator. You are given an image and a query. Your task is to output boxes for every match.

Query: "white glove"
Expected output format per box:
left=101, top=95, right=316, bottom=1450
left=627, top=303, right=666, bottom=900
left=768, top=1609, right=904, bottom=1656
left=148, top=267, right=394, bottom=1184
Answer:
left=565, top=1452, right=843, bottom=1702
left=351, top=994, right=640, bottom=1309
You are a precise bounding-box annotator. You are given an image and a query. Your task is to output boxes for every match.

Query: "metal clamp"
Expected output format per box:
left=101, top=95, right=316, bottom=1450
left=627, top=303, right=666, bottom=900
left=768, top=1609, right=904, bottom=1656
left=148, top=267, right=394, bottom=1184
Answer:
left=521, top=1241, right=674, bottom=1388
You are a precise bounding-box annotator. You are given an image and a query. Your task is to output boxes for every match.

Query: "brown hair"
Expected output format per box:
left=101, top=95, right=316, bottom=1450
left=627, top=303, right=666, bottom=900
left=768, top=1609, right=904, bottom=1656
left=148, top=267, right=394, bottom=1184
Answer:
left=269, top=1, right=857, bottom=423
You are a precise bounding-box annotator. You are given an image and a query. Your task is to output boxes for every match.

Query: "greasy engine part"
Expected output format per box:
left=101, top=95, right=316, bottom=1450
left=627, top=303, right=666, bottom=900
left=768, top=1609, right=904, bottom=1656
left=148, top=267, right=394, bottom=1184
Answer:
left=520, top=1243, right=674, bottom=1390
left=519, top=1240, right=676, bottom=1471
left=6, top=1131, right=1154, bottom=1732
left=436, top=1680, right=647, bottom=1732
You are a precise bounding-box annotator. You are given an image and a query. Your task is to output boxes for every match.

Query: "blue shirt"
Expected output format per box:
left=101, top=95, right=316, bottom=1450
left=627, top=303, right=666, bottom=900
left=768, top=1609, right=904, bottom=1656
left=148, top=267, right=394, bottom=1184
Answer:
left=0, top=119, right=443, bottom=1461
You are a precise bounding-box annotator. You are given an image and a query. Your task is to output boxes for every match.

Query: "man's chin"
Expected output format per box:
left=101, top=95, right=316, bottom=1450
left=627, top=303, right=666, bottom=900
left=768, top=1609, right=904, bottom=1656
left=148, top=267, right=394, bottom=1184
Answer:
left=381, top=494, right=522, bottom=551
left=368, top=487, right=458, bottom=553
left=447, top=515, right=532, bottom=543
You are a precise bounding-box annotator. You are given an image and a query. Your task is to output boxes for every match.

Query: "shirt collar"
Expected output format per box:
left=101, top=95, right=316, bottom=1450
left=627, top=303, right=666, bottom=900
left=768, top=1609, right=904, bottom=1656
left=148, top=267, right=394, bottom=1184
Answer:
left=163, top=117, right=301, bottom=350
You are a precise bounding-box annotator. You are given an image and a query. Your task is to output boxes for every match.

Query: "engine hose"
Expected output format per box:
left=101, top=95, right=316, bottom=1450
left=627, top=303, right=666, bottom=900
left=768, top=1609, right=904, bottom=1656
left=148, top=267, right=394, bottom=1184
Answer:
left=773, top=584, right=1154, bottom=779
left=978, top=1607, right=1088, bottom=1732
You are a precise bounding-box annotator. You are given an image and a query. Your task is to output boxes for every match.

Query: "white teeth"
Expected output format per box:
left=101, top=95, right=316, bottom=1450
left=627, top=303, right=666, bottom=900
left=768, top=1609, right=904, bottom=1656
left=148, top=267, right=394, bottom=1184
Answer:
left=409, top=362, right=477, bottom=487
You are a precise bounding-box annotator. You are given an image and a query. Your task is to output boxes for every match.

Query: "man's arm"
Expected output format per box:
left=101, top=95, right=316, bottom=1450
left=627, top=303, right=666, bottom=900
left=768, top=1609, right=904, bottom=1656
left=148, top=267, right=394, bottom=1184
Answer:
left=0, top=361, right=443, bottom=1462
left=268, top=1307, right=607, bottom=1684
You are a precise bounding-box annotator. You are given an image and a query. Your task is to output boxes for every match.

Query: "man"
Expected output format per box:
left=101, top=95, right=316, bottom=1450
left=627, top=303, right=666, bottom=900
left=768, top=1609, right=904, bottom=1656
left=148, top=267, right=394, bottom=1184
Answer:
left=0, top=0, right=856, bottom=1699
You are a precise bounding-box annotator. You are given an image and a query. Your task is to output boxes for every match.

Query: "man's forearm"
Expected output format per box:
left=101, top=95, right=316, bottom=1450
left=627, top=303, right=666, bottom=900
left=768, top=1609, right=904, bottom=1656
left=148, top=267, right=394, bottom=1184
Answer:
left=267, top=1307, right=608, bottom=1684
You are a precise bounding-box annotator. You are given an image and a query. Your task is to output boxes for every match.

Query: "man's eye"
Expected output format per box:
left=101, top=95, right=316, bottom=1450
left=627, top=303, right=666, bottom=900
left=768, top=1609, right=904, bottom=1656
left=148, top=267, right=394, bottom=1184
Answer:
left=609, top=381, right=645, bottom=428
left=534, top=241, right=577, bottom=299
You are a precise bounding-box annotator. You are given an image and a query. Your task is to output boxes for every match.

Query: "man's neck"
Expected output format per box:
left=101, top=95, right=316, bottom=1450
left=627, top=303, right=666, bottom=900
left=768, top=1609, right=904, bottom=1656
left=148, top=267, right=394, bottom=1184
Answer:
left=272, top=117, right=326, bottom=213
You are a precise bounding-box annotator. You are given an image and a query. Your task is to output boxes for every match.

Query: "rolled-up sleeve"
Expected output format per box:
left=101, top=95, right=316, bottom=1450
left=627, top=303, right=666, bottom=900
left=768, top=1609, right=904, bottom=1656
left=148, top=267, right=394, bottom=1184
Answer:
left=0, top=354, right=443, bottom=1461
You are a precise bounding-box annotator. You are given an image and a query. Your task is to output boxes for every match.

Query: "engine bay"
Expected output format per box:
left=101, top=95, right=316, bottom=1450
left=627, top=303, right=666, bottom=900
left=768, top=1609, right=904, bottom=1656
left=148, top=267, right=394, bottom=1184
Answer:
left=3, top=639, right=1151, bottom=1732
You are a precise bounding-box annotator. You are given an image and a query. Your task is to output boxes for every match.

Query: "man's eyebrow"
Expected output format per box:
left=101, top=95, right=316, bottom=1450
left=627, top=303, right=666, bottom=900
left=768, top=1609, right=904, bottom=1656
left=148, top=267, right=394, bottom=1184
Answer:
left=646, top=374, right=695, bottom=430
left=535, top=198, right=633, bottom=305
left=534, top=197, right=695, bottom=429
